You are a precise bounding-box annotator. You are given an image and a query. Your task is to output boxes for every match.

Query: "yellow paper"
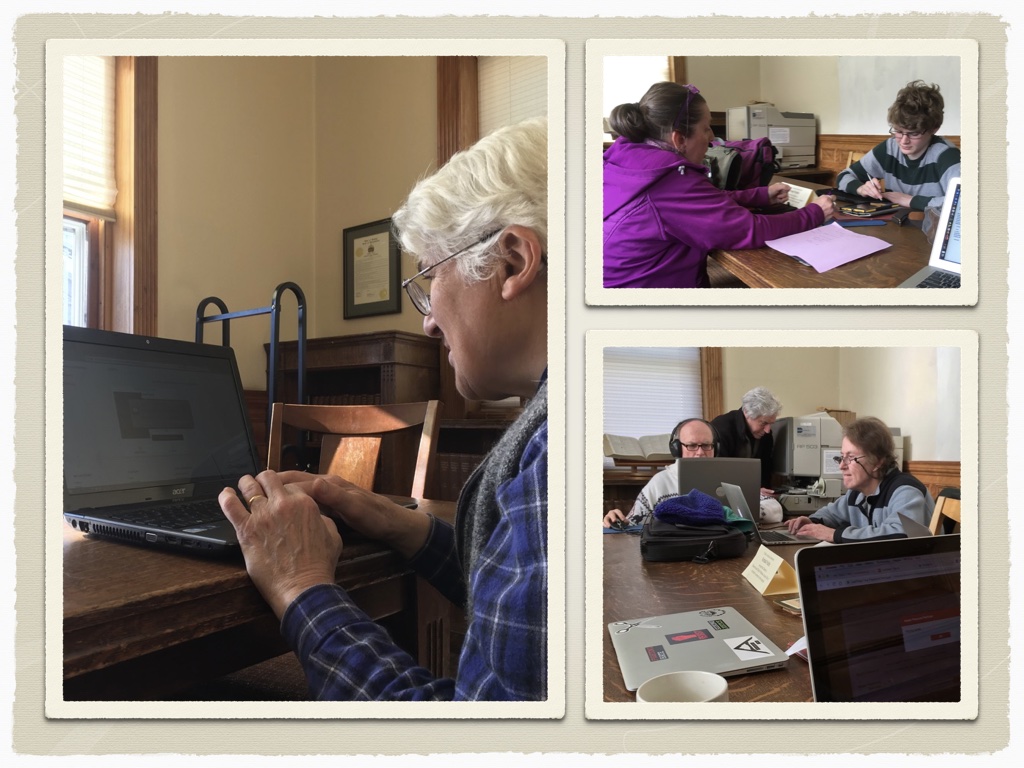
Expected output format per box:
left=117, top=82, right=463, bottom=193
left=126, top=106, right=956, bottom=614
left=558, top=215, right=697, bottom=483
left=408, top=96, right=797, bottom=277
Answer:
left=741, top=544, right=799, bottom=596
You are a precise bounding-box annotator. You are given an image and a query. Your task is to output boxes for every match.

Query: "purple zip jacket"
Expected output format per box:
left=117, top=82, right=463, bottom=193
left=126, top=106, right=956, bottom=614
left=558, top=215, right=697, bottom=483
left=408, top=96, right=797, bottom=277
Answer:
left=603, top=137, right=825, bottom=288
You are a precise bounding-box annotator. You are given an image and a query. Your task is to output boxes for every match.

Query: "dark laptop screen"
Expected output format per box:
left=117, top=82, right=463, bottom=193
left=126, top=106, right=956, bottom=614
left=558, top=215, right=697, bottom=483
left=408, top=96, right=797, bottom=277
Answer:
left=64, top=327, right=259, bottom=510
left=799, top=535, right=960, bottom=702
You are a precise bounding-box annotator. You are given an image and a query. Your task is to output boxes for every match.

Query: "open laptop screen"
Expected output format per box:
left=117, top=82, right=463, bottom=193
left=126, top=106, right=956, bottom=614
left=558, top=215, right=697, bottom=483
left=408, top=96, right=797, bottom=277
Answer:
left=796, top=535, right=960, bottom=702
left=64, top=326, right=259, bottom=511
left=936, top=181, right=962, bottom=267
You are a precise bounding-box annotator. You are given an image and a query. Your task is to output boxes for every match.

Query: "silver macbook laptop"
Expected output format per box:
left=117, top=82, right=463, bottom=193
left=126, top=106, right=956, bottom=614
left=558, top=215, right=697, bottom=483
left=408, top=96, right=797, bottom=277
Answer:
left=720, top=482, right=814, bottom=545
left=796, top=535, right=960, bottom=702
left=609, top=606, right=789, bottom=691
left=677, top=457, right=761, bottom=523
left=898, top=178, right=962, bottom=288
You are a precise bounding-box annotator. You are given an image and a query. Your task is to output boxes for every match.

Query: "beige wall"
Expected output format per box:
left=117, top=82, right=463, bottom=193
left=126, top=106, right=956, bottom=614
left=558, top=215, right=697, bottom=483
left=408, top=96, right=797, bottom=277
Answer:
left=721, top=347, right=961, bottom=461
left=721, top=347, right=841, bottom=419
left=686, top=57, right=761, bottom=114
left=312, top=57, right=437, bottom=341
left=759, top=57, right=841, bottom=132
left=158, top=56, right=317, bottom=389
left=157, top=56, right=437, bottom=389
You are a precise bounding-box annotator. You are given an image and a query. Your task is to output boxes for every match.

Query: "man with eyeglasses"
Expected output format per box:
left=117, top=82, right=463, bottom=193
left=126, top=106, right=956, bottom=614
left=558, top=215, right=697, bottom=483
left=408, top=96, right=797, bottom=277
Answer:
left=836, top=80, right=960, bottom=212
left=602, top=418, right=717, bottom=528
left=218, top=118, right=548, bottom=701
left=784, top=416, right=934, bottom=543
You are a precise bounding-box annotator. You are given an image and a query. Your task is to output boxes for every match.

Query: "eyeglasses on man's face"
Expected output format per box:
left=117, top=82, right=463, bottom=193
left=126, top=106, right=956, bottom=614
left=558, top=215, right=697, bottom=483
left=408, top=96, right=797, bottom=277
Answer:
left=832, top=453, right=866, bottom=468
left=401, top=230, right=501, bottom=316
left=889, top=127, right=925, bottom=140
left=680, top=442, right=715, bottom=454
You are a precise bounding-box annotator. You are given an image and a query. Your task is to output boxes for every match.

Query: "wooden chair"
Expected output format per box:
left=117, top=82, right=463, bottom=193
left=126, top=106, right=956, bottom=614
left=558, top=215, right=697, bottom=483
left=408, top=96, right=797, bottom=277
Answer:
left=929, top=488, right=961, bottom=535
left=176, top=400, right=447, bottom=701
left=267, top=400, right=441, bottom=498
left=844, top=150, right=865, bottom=170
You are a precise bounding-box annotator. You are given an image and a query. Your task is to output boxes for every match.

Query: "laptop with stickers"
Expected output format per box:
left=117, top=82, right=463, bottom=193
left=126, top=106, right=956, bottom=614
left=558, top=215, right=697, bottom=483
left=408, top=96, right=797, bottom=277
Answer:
left=609, top=606, right=789, bottom=691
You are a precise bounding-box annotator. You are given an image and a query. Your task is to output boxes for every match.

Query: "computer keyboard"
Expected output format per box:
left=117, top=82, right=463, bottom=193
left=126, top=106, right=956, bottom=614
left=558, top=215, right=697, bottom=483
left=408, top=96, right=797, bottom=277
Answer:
left=759, top=529, right=797, bottom=543
left=108, top=499, right=225, bottom=529
left=916, top=271, right=960, bottom=289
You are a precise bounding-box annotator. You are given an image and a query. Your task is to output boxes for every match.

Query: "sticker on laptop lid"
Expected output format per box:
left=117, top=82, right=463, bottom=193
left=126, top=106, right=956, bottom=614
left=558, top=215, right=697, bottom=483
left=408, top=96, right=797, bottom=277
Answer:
left=645, top=645, right=669, bottom=662
left=665, top=629, right=713, bottom=645
left=723, top=635, right=774, bottom=660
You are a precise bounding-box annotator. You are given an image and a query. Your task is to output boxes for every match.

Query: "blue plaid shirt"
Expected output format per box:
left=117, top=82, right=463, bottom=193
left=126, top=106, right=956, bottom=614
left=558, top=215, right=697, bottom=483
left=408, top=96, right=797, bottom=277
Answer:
left=280, top=416, right=548, bottom=701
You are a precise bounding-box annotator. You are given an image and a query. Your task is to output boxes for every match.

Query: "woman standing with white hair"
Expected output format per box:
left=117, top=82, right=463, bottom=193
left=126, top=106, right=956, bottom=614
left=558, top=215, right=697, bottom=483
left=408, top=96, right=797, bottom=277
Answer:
left=711, top=386, right=783, bottom=495
left=218, top=118, right=549, bottom=701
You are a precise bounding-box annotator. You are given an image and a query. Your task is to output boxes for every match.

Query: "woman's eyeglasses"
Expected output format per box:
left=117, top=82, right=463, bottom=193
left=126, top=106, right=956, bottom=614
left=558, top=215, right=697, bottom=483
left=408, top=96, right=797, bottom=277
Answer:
left=673, top=84, right=700, bottom=135
left=831, top=454, right=866, bottom=468
left=401, top=230, right=502, bottom=315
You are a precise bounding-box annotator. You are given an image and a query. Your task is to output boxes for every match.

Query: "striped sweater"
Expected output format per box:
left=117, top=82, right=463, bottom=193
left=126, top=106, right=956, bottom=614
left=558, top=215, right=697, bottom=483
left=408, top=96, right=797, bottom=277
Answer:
left=836, top=135, right=960, bottom=212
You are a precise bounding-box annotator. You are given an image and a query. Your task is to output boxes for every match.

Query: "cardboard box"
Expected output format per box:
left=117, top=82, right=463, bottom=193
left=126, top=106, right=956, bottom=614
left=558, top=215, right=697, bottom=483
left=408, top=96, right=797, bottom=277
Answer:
left=817, top=407, right=856, bottom=429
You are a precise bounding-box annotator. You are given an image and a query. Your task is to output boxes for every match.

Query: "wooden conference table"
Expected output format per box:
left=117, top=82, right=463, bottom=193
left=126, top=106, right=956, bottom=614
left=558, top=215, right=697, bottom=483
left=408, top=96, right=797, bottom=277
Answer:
left=63, top=499, right=456, bottom=701
left=603, top=532, right=813, bottom=702
left=708, top=177, right=930, bottom=288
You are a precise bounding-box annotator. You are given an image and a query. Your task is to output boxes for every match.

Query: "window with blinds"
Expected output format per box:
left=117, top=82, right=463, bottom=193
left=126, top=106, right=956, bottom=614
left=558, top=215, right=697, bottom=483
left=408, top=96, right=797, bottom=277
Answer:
left=63, top=55, right=116, bottom=219
left=478, top=56, right=547, bottom=137
left=603, top=347, right=704, bottom=446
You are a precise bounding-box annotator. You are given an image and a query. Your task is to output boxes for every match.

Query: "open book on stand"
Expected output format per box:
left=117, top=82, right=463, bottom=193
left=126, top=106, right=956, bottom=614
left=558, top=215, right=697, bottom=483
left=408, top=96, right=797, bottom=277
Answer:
left=603, top=433, right=673, bottom=465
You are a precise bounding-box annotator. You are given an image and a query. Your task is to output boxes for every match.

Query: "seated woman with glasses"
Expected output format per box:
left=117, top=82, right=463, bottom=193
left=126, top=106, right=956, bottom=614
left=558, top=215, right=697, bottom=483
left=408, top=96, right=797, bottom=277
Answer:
left=836, top=80, right=961, bottom=212
left=603, top=81, right=834, bottom=288
left=217, top=117, right=548, bottom=701
left=784, top=417, right=935, bottom=543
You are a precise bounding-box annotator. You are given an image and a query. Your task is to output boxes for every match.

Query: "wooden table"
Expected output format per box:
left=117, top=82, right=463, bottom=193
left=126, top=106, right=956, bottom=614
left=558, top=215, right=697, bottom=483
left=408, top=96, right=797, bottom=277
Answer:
left=63, top=499, right=456, bottom=700
left=708, top=177, right=930, bottom=288
left=603, top=532, right=813, bottom=702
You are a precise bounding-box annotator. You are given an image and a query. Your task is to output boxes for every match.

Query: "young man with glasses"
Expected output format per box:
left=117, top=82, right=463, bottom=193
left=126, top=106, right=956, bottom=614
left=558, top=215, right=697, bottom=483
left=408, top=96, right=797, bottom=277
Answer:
left=784, top=416, right=935, bottom=543
left=602, top=418, right=718, bottom=528
left=836, top=80, right=961, bottom=212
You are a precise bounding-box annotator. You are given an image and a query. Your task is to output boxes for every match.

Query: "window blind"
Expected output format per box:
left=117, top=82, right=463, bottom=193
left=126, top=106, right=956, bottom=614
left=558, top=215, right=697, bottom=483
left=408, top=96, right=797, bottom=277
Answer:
left=63, top=55, right=117, bottom=220
left=478, top=56, right=547, bottom=137
left=603, top=347, right=703, bottom=440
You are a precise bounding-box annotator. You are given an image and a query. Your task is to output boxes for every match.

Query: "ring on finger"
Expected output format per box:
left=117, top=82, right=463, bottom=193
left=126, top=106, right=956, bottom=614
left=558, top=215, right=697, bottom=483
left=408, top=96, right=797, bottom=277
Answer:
left=247, top=494, right=267, bottom=506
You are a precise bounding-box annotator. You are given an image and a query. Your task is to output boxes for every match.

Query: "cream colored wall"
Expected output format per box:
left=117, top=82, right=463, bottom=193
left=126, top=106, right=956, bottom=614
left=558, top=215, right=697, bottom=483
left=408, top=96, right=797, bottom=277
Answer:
left=157, top=57, right=317, bottom=389
left=157, top=57, right=437, bottom=389
left=312, top=57, right=437, bottom=340
left=686, top=57, right=761, bottom=113
left=720, top=347, right=961, bottom=461
left=721, top=347, right=840, bottom=419
left=759, top=57, right=841, bottom=132
left=838, top=347, right=961, bottom=461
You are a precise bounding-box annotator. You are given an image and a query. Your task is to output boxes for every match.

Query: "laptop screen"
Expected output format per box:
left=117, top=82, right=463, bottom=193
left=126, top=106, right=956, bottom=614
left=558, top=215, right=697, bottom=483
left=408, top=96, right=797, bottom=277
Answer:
left=797, top=535, right=960, bottom=702
left=934, top=180, right=962, bottom=267
left=64, top=327, right=259, bottom=510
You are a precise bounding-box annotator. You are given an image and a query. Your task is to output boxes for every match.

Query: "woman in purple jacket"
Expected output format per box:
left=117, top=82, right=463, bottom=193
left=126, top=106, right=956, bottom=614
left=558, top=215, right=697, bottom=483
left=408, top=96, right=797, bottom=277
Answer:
left=604, top=82, right=835, bottom=288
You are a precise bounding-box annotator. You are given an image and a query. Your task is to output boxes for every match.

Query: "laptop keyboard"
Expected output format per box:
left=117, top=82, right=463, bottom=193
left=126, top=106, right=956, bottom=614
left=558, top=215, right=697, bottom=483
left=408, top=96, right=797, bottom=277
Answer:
left=916, top=271, right=960, bottom=289
left=107, top=499, right=225, bottom=529
left=759, top=529, right=797, bottom=543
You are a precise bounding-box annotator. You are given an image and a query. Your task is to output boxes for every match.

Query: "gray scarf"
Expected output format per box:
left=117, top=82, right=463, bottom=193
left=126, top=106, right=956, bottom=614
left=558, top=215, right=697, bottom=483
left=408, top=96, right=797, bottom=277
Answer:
left=454, top=376, right=548, bottom=612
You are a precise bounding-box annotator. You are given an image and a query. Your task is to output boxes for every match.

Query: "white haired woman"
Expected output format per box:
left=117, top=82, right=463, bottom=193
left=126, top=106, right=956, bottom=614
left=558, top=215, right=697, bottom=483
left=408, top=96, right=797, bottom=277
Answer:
left=711, top=386, right=783, bottom=495
left=218, top=118, right=549, bottom=701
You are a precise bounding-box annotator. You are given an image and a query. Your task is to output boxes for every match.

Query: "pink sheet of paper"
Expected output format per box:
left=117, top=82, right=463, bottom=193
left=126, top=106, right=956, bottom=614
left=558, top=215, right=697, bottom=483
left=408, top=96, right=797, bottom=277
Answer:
left=765, top=222, right=891, bottom=273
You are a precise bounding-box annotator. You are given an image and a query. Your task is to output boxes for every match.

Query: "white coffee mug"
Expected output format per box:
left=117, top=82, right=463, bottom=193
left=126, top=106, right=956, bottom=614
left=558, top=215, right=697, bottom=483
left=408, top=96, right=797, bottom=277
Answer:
left=635, top=670, right=730, bottom=703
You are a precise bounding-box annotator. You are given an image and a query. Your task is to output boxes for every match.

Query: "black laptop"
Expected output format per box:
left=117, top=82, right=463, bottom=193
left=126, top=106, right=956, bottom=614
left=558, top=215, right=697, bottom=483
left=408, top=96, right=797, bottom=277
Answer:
left=63, top=326, right=257, bottom=553
left=796, top=534, right=960, bottom=702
